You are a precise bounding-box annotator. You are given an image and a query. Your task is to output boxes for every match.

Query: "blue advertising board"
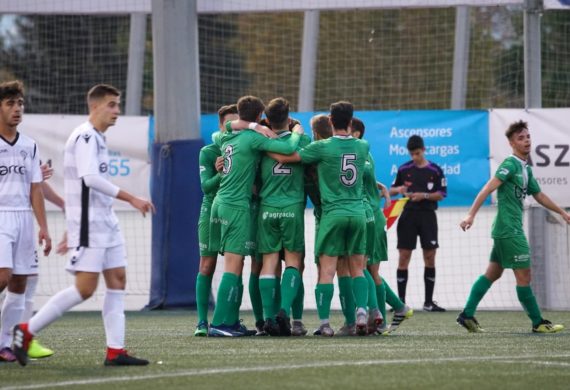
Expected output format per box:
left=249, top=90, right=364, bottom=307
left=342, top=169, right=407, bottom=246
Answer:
left=198, top=110, right=490, bottom=207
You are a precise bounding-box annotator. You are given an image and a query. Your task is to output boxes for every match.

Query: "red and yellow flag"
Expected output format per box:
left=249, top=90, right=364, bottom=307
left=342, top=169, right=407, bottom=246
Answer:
left=383, top=198, right=409, bottom=229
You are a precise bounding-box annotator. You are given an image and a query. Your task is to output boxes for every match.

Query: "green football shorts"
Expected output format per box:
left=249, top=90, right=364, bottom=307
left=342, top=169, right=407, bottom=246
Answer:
left=364, top=205, right=375, bottom=259
left=490, top=235, right=531, bottom=269
left=316, top=212, right=366, bottom=257
left=210, top=201, right=253, bottom=256
left=368, top=208, right=388, bottom=265
left=257, top=203, right=305, bottom=254
left=198, top=201, right=217, bottom=257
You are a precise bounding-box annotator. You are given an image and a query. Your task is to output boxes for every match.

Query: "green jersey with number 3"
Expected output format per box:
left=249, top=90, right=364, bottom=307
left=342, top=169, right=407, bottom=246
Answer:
left=259, top=132, right=311, bottom=207
left=298, top=135, right=369, bottom=216
left=215, top=123, right=301, bottom=209
left=492, top=155, right=541, bottom=239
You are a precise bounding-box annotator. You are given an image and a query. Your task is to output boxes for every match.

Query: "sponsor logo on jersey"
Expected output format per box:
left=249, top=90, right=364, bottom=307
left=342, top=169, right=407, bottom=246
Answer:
left=0, top=165, right=26, bottom=175
left=0, top=148, right=8, bottom=153
left=199, top=165, right=206, bottom=173
left=262, top=211, right=295, bottom=220
left=99, top=162, right=108, bottom=173
left=83, top=134, right=91, bottom=143
left=210, top=217, right=228, bottom=225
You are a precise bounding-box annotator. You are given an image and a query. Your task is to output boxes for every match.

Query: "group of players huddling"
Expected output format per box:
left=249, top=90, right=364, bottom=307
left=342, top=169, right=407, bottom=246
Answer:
left=195, top=95, right=569, bottom=338
left=0, top=81, right=568, bottom=368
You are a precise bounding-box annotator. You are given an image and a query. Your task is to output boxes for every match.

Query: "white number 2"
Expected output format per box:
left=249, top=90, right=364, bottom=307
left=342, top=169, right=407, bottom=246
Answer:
left=272, top=162, right=292, bottom=175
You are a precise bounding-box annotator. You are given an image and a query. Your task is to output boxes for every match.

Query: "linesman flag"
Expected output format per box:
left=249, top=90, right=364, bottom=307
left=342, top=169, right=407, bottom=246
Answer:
left=383, top=198, right=409, bottom=229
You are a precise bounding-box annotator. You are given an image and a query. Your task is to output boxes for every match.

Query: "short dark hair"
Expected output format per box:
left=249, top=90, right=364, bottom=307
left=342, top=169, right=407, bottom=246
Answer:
left=87, top=84, right=121, bottom=103
left=218, top=104, right=238, bottom=124
left=505, top=120, right=528, bottom=139
left=311, top=114, right=332, bottom=140
left=330, top=101, right=353, bottom=130
left=351, top=117, right=365, bottom=139
left=265, top=97, right=289, bottom=130
left=237, top=95, right=265, bottom=122
left=0, top=80, right=24, bottom=102
left=407, top=135, right=424, bottom=151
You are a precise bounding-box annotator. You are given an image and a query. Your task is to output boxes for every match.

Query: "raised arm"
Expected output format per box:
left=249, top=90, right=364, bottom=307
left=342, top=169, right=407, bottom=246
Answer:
left=460, top=177, right=503, bottom=231
left=532, top=192, right=570, bottom=224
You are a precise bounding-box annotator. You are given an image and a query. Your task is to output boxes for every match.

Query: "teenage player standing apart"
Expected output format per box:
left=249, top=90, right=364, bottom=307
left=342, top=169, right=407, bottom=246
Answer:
left=458, top=120, right=568, bottom=333
left=270, top=101, right=369, bottom=336
left=0, top=81, right=51, bottom=362
left=194, top=104, right=238, bottom=337
left=389, top=135, right=447, bottom=312
left=13, top=84, right=154, bottom=366
left=207, top=96, right=303, bottom=337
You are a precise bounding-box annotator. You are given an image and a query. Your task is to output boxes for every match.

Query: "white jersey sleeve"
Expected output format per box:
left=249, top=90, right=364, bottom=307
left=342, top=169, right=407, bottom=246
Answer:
left=74, top=132, right=101, bottom=178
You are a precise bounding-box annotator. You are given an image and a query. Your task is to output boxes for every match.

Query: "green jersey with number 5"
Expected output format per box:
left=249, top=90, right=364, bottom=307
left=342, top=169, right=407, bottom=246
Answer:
left=298, top=135, right=369, bottom=216
left=259, top=132, right=311, bottom=207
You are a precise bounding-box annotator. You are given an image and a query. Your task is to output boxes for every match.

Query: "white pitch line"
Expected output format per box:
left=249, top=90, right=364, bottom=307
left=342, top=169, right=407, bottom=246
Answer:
left=4, top=353, right=570, bottom=390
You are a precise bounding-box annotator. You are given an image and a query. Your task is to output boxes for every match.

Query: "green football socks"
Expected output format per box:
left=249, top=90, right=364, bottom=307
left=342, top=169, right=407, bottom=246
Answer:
left=338, top=276, right=355, bottom=325
left=352, top=276, right=368, bottom=310
left=464, top=275, right=492, bottom=317
left=517, top=285, right=542, bottom=327
left=376, top=280, right=387, bottom=321
left=211, top=272, right=238, bottom=326
left=249, top=273, right=264, bottom=323
left=363, top=270, right=379, bottom=310
left=315, top=283, right=334, bottom=321
left=259, top=276, right=278, bottom=320
left=280, top=267, right=301, bottom=317
left=291, top=279, right=305, bottom=320
left=384, top=278, right=405, bottom=312
left=196, top=273, right=212, bottom=323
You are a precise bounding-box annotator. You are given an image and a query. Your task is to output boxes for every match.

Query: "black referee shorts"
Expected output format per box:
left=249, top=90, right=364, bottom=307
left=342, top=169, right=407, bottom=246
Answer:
left=396, top=209, right=439, bottom=250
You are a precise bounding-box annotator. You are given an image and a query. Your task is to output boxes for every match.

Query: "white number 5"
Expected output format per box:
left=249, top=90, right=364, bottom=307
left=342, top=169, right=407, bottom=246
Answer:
left=340, top=154, right=357, bottom=186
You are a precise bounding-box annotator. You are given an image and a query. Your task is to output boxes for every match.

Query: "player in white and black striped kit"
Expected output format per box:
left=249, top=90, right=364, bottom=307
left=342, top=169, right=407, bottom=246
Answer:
left=0, top=81, right=52, bottom=363
left=13, top=84, right=154, bottom=367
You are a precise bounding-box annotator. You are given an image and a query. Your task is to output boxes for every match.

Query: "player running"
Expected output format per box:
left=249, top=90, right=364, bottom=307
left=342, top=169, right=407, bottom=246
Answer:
left=458, top=120, right=569, bottom=333
left=0, top=81, right=52, bottom=363
left=13, top=84, right=154, bottom=366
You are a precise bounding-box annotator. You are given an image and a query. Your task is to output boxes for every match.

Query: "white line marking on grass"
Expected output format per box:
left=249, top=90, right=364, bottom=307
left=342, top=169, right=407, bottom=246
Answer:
left=5, top=353, right=570, bottom=390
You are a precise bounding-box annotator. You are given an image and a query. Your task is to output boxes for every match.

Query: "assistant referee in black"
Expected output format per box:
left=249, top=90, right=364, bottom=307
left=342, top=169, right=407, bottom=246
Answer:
left=390, top=135, right=447, bottom=312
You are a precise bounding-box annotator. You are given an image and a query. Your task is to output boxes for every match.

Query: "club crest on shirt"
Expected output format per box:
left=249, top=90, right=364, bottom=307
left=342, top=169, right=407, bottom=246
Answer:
left=20, top=150, right=28, bottom=160
left=99, top=162, right=108, bottom=173
left=427, top=182, right=434, bottom=190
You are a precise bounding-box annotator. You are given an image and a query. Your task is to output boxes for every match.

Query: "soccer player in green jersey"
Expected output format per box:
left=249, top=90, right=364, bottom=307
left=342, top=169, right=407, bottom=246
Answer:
left=256, top=98, right=311, bottom=336
left=208, top=96, right=304, bottom=337
left=269, top=101, right=370, bottom=336
left=351, top=118, right=413, bottom=335
left=194, top=105, right=238, bottom=337
left=458, top=120, right=570, bottom=333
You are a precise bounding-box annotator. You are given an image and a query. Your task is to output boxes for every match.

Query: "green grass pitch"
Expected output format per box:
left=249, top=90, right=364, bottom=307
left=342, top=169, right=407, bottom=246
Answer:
left=2, top=310, right=570, bottom=389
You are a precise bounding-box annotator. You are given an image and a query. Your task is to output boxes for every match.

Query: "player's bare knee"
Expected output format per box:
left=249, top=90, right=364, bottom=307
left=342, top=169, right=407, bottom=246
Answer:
left=0, top=268, right=11, bottom=291
left=199, top=257, right=216, bottom=276
left=514, top=268, right=531, bottom=285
